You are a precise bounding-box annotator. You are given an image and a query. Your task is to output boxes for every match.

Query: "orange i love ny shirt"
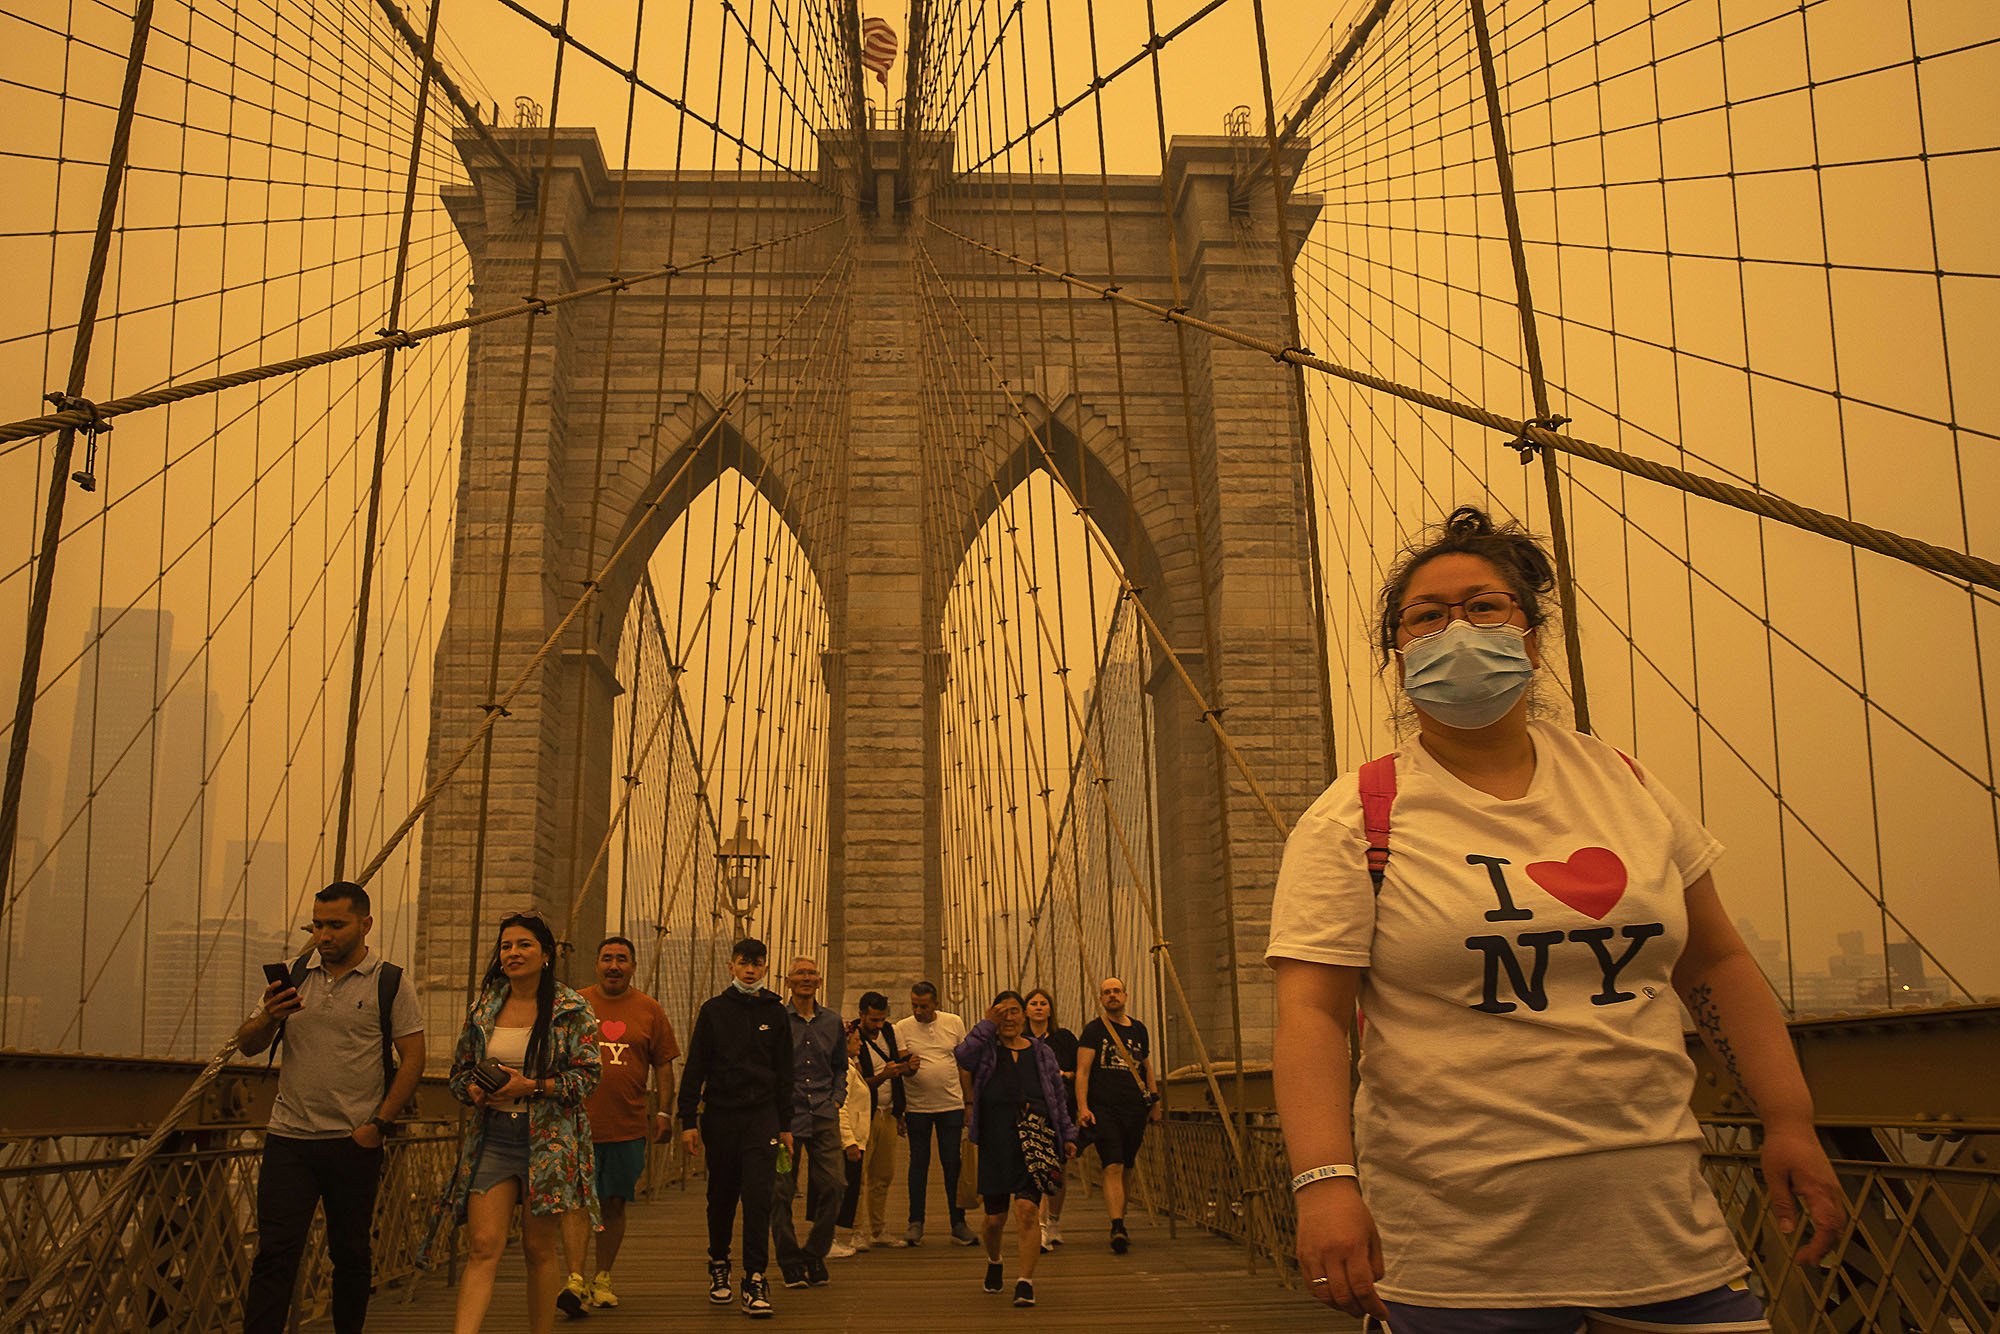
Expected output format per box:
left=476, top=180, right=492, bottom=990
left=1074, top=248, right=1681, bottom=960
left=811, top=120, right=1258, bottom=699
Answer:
left=581, top=986, right=680, bottom=1143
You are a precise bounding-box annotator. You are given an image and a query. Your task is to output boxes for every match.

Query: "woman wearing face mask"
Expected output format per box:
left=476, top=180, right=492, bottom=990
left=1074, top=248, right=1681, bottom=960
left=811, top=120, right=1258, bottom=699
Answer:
left=1267, top=507, right=1843, bottom=1333
left=420, top=911, right=603, bottom=1334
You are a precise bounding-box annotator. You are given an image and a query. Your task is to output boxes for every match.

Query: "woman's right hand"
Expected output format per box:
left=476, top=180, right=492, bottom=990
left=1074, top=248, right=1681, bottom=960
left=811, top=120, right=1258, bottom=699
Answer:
left=1295, top=1182, right=1389, bottom=1320
left=468, top=1084, right=489, bottom=1109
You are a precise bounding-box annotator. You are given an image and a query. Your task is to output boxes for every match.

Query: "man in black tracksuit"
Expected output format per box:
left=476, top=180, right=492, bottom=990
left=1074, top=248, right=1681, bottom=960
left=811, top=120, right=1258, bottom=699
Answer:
left=680, top=937, right=795, bottom=1318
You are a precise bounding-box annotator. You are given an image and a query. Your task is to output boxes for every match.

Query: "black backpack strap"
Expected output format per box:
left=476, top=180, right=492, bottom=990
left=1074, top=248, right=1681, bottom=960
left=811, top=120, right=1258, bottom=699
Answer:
left=377, top=962, right=404, bottom=1101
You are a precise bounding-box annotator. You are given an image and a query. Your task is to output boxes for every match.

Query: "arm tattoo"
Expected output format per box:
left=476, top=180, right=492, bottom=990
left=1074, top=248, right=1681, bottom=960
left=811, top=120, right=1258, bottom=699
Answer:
left=1687, top=982, right=1759, bottom=1116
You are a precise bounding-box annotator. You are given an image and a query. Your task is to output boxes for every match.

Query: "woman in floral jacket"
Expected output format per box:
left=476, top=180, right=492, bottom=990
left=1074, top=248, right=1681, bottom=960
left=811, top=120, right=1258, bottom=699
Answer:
left=421, top=911, right=601, bottom=1334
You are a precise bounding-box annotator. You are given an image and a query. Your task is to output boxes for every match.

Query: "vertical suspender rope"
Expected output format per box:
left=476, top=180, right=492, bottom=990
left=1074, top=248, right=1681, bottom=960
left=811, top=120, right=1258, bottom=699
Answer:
left=1139, top=0, right=1256, bottom=1267
left=1468, top=0, right=1591, bottom=731
left=1249, top=0, right=1339, bottom=786
left=466, top=0, right=576, bottom=1002
left=558, top=0, right=650, bottom=968
left=334, top=0, right=446, bottom=877
left=0, top=0, right=157, bottom=915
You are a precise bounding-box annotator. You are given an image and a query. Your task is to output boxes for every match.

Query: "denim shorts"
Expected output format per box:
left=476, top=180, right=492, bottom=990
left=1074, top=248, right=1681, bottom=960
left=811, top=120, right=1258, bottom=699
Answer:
left=470, top=1109, right=530, bottom=1195
left=1370, top=1279, right=1769, bottom=1333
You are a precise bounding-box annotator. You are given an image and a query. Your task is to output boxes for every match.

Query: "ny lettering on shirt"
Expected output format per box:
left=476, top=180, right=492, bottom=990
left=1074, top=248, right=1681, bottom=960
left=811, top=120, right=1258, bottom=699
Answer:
left=1457, top=851, right=1667, bottom=1012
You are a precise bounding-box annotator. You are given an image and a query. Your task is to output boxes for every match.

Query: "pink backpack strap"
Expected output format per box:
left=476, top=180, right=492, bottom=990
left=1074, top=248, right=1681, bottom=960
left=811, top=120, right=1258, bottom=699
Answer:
left=1357, top=754, right=1397, bottom=892
left=1617, top=750, right=1640, bottom=780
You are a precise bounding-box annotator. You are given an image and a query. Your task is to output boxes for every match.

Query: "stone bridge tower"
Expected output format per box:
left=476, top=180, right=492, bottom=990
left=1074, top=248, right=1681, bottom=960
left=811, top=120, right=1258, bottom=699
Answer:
left=416, top=125, right=1327, bottom=1062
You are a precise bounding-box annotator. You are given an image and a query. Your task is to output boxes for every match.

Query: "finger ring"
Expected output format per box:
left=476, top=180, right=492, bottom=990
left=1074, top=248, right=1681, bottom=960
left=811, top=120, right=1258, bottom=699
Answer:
left=1310, top=1277, right=1329, bottom=1286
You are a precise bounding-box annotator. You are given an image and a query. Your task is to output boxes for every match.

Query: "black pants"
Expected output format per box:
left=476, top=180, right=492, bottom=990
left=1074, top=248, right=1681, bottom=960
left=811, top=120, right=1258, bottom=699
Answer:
left=904, top=1109, right=966, bottom=1224
left=702, top=1107, right=779, bottom=1275
left=244, top=1134, right=383, bottom=1334
left=836, top=1153, right=863, bottom=1228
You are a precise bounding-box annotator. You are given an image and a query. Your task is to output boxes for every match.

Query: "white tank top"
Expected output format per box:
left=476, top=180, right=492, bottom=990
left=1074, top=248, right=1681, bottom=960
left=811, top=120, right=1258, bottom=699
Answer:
left=485, top=1025, right=532, bottom=1112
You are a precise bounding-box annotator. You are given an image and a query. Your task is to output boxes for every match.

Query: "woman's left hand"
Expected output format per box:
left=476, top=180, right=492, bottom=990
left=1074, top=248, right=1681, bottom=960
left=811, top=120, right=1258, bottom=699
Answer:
left=1760, top=1123, right=1847, bottom=1264
left=1064, top=1142, right=1077, bottom=1160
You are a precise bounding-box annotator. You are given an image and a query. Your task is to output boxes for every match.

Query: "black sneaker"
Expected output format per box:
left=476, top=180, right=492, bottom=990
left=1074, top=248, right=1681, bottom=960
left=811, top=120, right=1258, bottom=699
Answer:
left=707, top=1260, right=733, bottom=1305
left=779, top=1261, right=809, bottom=1290
left=1013, top=1278, right=1035, bottom=1307
left=1110, top=1223, right=1130, bottom=1255
left=805, top=1255, right=831, bottom=1287
left=741, top=1272, right=772, bottom=1318
left=982, top=1261, right=1004, bottom=1293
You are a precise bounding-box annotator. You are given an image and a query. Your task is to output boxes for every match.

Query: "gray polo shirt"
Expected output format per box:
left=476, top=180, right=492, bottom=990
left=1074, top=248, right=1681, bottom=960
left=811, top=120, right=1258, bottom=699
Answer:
left=266, top=950, right=425, bottom=1140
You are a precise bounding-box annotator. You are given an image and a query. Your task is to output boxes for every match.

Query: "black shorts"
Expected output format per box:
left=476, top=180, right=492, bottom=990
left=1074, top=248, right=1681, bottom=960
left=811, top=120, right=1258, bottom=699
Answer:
left=982, top=1189, right=1040, bottom=1215
left=1090, top=1102, right=1147, bottom=1168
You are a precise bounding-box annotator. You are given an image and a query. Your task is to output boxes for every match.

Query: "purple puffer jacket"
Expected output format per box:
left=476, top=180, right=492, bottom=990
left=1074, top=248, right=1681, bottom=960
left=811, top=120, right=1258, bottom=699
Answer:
left=954, top=1019, right=1077, bottom=1146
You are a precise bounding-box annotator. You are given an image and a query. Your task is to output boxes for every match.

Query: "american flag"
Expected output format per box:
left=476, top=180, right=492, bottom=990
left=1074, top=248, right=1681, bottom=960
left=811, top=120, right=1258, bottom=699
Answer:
left=860, top=16, right=898, bottom=89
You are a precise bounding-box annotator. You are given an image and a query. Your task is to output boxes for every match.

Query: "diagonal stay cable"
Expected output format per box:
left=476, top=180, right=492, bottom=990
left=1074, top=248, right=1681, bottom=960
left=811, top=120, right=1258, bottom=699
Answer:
left=924, top=217, right=2000, bottom=595
left=0, top=218, right=839, bottom=447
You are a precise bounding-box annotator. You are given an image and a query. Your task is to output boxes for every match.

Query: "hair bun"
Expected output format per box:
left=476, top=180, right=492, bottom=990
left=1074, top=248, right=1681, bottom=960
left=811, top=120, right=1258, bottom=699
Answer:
left=1443, top=505, right=1494, bottom=538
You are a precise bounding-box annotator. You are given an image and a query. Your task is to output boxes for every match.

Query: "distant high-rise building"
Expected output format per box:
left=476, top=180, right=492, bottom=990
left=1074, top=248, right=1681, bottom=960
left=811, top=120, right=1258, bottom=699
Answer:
left=142, top=839, right=292, bottom=1057
left=14, top=608, right=217, bottom=1053
left=145, top=915, right=293, bottom=1059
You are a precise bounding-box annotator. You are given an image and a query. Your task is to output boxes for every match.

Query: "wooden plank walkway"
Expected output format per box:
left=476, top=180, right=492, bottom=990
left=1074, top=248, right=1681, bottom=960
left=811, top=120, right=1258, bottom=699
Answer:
left=379, top=1165, right=1355, bottom=1331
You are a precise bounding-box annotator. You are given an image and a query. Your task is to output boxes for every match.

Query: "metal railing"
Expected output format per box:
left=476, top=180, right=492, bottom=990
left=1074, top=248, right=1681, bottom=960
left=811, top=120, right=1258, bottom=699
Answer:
left=0, top=1124, right=465, bottom=1331
left=1129, top=1114, right=2000, bottom=1331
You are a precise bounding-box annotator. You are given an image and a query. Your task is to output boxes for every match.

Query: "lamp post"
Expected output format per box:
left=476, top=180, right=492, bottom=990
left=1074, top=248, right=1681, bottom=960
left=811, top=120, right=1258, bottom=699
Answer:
left=716, top=815, right=768, bottom=941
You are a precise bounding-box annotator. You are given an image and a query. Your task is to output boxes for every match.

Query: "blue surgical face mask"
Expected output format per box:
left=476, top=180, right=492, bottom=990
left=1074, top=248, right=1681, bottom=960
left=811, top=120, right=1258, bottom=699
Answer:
left=731, top=975, right=763, bottom=995
left=1398, top=620, right=1535, bottom=729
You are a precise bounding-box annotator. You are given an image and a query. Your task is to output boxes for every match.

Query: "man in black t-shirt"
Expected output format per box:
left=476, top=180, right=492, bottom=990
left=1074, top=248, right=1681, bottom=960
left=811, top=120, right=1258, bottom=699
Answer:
left=1075, top=976, right=1159, bottom=1254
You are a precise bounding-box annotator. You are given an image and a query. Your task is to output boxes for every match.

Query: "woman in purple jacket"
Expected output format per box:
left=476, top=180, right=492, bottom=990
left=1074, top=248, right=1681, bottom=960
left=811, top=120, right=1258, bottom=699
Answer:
left=955, top=990, right=1077, bottom=1307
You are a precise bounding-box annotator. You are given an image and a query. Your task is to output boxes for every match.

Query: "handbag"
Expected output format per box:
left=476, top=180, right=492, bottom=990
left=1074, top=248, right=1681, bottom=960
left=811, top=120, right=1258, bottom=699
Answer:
left=1016, top=1104, right=1063, bottom=1195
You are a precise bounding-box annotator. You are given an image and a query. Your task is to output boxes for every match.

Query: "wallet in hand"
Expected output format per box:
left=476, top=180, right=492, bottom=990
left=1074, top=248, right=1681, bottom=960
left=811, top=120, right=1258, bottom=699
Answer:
left=471, top=1056, right=511, bottom=1094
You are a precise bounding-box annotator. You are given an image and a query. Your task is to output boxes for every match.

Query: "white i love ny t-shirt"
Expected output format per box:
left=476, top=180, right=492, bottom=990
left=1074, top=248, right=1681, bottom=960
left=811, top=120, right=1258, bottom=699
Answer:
left=1265, top=722, right=1748, bottom=1307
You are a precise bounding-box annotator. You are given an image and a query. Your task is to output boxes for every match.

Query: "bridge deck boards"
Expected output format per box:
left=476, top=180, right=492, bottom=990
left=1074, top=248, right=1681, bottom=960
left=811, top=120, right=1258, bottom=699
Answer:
left=378, top=1169, right=1349, bottom=1331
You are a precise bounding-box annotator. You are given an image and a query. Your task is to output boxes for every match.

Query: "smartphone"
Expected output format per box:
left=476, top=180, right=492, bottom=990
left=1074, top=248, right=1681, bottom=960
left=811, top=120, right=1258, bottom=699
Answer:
left=262, top=962, right=292, bottom=988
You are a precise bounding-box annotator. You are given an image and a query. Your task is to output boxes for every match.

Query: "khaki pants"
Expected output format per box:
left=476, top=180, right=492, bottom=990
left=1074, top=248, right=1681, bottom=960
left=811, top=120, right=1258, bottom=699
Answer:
left=862, top=1108, right=898, bottom=1238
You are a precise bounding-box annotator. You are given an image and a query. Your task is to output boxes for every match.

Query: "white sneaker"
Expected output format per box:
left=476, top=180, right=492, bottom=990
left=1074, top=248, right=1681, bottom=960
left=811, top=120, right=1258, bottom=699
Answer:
left=826, top=1238, right=857, bottom=1259
left=1044, top=1217, right=1063, bottom=1246
left=871, top=1233, right=905, bottom=1249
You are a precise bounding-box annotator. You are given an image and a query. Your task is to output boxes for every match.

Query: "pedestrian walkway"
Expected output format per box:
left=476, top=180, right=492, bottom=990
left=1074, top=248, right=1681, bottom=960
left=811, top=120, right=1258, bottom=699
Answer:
left=379, top=1169, right=1348, bottom=1330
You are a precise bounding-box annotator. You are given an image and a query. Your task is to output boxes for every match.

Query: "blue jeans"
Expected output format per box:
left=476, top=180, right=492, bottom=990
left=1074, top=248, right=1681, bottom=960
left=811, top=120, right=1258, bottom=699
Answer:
left=904, top=1109, right=965, bottom=1224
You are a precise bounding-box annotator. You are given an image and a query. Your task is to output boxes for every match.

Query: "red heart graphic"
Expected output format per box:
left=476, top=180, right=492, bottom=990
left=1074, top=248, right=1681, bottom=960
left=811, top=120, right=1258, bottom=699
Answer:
left=1524, top=847, right=1628, bottom=919
left=599, top=1020, right=627, bottom=1042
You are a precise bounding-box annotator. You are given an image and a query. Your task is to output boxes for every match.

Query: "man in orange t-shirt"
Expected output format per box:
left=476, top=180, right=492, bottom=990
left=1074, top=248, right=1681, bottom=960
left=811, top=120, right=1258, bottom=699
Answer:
left=557, top=935, right=680, bottom=1314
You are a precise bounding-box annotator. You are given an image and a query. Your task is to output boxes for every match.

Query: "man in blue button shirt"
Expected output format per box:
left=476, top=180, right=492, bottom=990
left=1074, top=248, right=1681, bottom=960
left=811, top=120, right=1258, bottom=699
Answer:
left=771, top=956, right=847, bottom=1288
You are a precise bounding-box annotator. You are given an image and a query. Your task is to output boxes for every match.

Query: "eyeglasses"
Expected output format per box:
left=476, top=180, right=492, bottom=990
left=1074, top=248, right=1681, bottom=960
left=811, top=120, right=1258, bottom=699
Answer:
left=1397, top=590, right=1522, bottom=639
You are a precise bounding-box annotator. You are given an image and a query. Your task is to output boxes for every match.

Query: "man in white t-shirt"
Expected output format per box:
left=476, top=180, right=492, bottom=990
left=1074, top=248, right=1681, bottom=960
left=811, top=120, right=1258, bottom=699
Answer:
left=890, top=982, right=977, bottom=1246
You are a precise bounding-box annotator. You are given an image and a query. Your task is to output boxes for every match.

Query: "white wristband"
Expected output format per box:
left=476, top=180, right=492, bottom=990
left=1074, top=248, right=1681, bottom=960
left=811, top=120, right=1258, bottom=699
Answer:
left=1290, top=1163, right=1359, bottom=1193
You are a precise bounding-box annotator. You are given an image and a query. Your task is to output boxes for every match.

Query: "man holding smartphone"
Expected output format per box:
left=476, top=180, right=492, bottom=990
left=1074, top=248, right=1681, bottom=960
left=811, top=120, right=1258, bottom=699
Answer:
left=236, top=882, right=425, bottom=1334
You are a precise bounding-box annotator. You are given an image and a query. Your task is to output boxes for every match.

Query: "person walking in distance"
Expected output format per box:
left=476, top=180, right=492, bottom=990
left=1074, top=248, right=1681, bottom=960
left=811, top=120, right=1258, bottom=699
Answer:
left=1076, top=977, right=1160, bottom=1255
left=892, top=981, right=979, bottom=1246
left=771, top=957, right=847, bottom=1289
left=851, top=990, right=910, bottom=1248
left=679, top=938, right=794, bottom=1319
left=239, top=882, right=426, bottom=1334
left=557, top=935, right=679, bottom=1314
left=1023, top=987, right=1078, bottom=1248
left=956, top=991, right=1078, bottom=1308
left=829, top=1021, right=871, bottom=1257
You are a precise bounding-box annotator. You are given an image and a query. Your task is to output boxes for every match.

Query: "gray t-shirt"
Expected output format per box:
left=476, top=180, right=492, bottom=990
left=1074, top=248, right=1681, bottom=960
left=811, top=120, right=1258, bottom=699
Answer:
left=266, top=950, right=425, bottom=1140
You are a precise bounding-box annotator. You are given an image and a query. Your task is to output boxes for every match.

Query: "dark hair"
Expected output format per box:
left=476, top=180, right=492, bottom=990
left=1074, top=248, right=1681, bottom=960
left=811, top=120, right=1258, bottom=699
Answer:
left=315, top=881, right=370, bottom=916
left=989, top=989, right=1026, bottom=1013
left=1377, top=506, right=1556, bottom=666
left=597, top=935, right=637, bottom=960
left=910, top=980, right=939, bottom=1000
left=731, top=937, right=767, bottom=964
left=858, top=990, right=889, bottom=1013
left=1023, top=986, right=1057, bottom=1031
left=483, top=912, right=559, bottom=1078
